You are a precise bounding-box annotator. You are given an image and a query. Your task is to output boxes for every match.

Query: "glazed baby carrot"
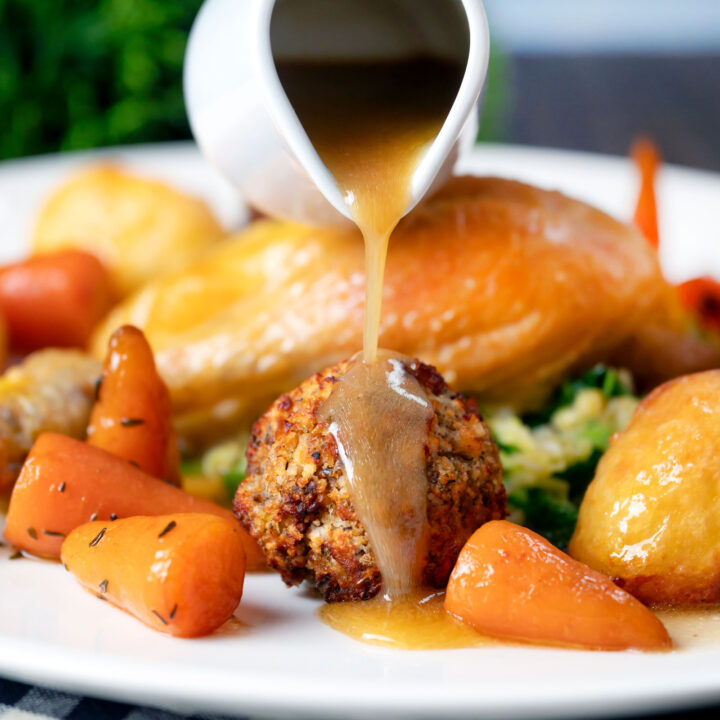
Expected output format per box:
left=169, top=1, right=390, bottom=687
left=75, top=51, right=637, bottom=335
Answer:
left=631, top=139, right=720, bottom=332
left=632, top=137, right=660, bottom=249
left=0, top=250, right=113, bottom=351
left=88, top=325, right=180, bottom=485
left=3, top=433, right=265, bottom=569
left=445, top=521, right=671, bottom=651
left=677, top=277, right=720, bottom=333
left=61, top=514, right=246, bottom=637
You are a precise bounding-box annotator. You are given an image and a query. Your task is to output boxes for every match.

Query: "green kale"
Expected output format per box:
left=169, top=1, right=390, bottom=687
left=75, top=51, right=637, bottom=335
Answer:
left=556, top=448, right=605, bottom=505
left=522, top=365, right=632, bottom=427
left=508, top=486, right=578, bottom=551
left=495, top=440, right=520, bottom=455
left=179, top=457, right=203, bottom=477
left=222, top=470, right=245, bottom=501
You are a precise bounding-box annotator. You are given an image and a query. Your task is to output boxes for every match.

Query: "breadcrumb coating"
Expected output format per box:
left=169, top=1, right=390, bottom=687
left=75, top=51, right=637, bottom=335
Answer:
left=234, top=358, right=505, bottom=601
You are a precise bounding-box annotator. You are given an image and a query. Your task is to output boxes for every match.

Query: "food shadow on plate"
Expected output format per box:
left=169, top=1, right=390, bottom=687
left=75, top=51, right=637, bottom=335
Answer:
left=221, top=601, right=296, bottom=637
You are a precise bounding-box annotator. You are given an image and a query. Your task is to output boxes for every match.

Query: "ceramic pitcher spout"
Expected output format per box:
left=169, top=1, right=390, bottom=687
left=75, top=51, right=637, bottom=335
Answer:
left=185, top=0, right=490, bottom=227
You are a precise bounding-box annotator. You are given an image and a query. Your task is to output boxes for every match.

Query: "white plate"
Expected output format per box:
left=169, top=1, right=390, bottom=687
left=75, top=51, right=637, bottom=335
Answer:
left=1, top=143, right=720, bottom=720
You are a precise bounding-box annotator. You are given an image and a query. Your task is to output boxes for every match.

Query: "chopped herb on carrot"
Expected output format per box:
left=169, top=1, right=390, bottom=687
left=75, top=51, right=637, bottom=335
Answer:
left=88, top=326, right=180, bottom=485
left=89, top=528, right=106, bottom=547
left=158, top=520, right=177, bottom=538
left=120, top=418, right=145, bottom=428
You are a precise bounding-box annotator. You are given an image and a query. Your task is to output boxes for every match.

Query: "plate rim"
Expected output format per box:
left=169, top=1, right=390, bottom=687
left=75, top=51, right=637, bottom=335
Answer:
left=2, top=142, right=720, bottom=719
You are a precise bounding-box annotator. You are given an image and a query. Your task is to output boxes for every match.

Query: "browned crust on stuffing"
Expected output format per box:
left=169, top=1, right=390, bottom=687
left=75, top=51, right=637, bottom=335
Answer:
left=234, top=358, right=505, bottom=601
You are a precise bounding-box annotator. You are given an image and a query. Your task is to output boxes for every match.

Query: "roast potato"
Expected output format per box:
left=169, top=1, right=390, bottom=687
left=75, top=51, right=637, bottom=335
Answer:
left=569, top=370, right=720, bottom=605
left=33, top=165, right=226, bottom=297
left=0, top=349, right=101, bottom=492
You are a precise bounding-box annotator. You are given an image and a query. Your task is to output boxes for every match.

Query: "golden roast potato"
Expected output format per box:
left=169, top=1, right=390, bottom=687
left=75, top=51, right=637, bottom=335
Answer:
left=570, top=370, right=720, bottom=605
left=92, top=177, right=720, bottom=446
left=0, top=349, right=100, bottom=491
left=33, top=165, right=226, bottom=297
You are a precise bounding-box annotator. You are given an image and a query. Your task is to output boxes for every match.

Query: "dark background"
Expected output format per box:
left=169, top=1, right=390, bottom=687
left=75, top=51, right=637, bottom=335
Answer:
left=507, top=53, right=720, bottom=172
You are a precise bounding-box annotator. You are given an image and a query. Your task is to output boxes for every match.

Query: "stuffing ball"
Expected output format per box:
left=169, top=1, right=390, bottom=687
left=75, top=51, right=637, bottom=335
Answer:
left=234, top=358, right=506, bottom=601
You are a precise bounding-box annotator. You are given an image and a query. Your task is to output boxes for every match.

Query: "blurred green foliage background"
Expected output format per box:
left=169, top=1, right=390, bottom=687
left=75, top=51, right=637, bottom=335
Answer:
left=0, top=0, right=508, bottom=160
left=0, top=0, right=201, bottom=159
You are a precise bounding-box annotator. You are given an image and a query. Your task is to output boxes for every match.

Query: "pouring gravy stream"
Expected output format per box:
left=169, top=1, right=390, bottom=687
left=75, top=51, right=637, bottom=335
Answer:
left=277, top=57, right=473, bottom=645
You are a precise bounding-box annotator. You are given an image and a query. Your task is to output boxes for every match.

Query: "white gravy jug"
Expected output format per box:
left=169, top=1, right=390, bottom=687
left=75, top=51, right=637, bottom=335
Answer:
left=184, top=0, right=490, bottom=227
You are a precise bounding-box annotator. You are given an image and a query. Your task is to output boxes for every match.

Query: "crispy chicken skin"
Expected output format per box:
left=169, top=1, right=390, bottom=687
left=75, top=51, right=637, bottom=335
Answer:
left=0, top=350, right=101, bottom=491
left=93, top=176, right=720, bottom=447
left=234, top=358, right=505, bottom=602
left=610, top=286, right=720, bottom=392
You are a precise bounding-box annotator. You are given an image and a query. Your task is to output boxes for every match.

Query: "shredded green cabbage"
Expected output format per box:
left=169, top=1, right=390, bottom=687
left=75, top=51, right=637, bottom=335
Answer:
left=485, top=365, right=638, bottom=549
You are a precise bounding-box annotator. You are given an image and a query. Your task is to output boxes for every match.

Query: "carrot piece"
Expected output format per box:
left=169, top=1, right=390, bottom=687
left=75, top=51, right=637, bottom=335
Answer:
left=61, top=514, right=246, bottom=637
left=0, top=250, right=113, bottom=352
left=631, top=140, right=720, bottom=333
left=3, top=433, right=265, bottom=569
left=87, top=325, right=180, bottom=486
left=632, top=137, right=661, bottom=248
left=0, top=313, right=6, bottom=372
left=445, top=521, right=671, bottom=651
left=677, top=277, right=720, bottom=333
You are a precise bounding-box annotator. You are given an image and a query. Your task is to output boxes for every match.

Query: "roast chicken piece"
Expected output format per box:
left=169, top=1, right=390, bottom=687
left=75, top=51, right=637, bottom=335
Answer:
left=92, top=177, right=720, bottom=445
left=570, top=371, right=720, bottom=605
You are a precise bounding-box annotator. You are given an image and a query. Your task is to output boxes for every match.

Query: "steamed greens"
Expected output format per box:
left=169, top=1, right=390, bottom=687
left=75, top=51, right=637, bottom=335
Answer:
left=486, top=366, right=638, bottom=549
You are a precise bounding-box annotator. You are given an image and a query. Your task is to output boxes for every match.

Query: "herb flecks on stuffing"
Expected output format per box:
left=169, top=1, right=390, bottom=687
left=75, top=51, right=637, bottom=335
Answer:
left=234, top=358, right=505, bottom=602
